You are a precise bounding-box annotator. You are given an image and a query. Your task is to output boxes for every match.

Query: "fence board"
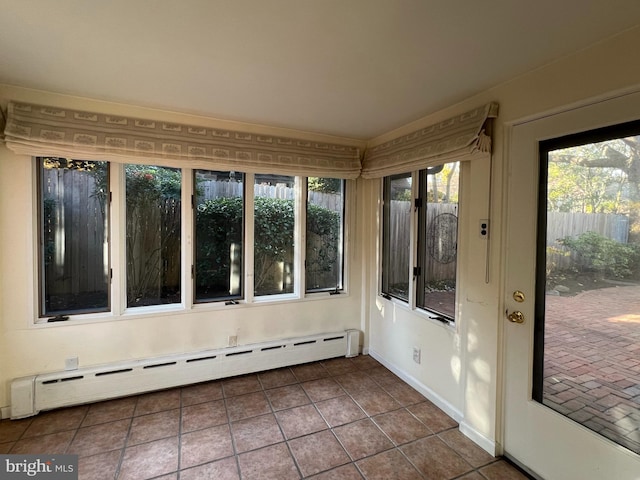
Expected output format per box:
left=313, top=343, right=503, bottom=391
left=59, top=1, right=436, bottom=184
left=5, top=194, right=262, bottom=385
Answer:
left=546, top=212, right=629, bottom=270
left=387, top=202, right=458, bottom=286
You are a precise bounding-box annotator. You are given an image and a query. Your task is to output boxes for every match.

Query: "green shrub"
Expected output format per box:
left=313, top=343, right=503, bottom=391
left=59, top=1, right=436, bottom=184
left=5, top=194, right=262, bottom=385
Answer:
left=560, top=231, right=640, bottom=279
left=195, top=197, right=340, bottom=292
left=195, top=197, right=244, bottom=293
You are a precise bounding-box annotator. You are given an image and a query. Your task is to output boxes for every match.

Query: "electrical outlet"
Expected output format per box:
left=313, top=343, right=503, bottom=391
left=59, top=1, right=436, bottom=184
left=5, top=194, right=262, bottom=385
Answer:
left=65, top=356, right=78, bottom=371
left=228, top=335, right=238, bottom=347
left=412, top=347, right=421, bottom=364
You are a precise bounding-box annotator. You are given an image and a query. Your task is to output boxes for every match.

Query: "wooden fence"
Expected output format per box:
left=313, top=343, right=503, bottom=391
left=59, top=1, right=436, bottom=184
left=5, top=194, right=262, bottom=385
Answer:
left=546, top=211, right=629, bottom=270
left=42, top=169, right=108, bottom=300
left=44, top=175, right=343, bottom=297
left=388, top=201, right=458, bottom=287
left=388, top=206, right=631, bottom=283
left=47, top=171, right=631, bottom=295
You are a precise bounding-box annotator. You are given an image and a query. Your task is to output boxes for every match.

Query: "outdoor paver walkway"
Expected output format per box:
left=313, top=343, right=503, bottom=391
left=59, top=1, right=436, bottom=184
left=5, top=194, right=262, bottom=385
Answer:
left=543, top=285, right=640, bottom=454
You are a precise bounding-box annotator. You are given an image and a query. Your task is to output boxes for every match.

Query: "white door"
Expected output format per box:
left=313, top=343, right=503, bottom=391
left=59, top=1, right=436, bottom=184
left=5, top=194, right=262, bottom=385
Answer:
left=503, top=90, right=640, bottom=479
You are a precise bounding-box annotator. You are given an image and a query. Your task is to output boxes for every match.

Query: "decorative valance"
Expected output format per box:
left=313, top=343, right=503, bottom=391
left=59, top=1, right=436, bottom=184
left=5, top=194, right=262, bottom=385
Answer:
left=3, top=101, right=362, bottom=179
left=361, top=102, right=498, bottom=178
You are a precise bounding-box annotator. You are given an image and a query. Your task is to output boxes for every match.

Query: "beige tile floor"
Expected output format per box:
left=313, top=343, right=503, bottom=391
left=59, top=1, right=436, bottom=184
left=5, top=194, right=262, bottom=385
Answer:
left=0, top=355, right=530, bottom=479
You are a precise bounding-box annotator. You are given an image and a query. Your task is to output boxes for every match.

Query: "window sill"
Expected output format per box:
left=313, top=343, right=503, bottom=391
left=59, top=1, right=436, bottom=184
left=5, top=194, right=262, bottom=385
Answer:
left=33, top=291, right=350, bottom=327
left=377, top=293, right=457, bottom=330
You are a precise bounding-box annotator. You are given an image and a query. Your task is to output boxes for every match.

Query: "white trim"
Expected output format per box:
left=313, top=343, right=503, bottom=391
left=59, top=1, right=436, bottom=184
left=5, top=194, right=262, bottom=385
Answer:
left=509, top=84, right=640, bottom=128
left=1, top=406, right=11, bottom=420
left=370, top=348, right=499, bottom=456
left=368, top=348, right=462, bottom=423
left=459, top=420, right=498, bottom=456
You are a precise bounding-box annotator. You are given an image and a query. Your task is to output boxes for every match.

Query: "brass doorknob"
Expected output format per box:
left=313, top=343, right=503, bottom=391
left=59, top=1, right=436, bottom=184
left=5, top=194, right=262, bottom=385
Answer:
left=507, top=311, right=525, bottom=324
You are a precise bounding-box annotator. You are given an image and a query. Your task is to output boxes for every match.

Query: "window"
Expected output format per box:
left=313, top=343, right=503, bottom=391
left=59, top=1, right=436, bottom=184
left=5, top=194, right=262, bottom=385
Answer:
left=306, top=177, right=345, bottom=292
left=253, top=174, right=296, bottom=296
left=39, top=158, right=109, bottom=316
left=382, top=173, right=412, bottom=301
left=194, top=170, right=244, bottom=303
left=534, top=120, right=640, bottom=454
left=36, top=157, right=347, bottom=319
left=416, top=163, right=459, bottom=318
left=125, top=165, right=182, bottom=307
left=381, top=161, right=460, bottom=322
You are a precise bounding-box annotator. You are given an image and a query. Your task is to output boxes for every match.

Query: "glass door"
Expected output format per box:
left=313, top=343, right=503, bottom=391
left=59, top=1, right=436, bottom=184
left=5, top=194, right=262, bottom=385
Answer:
left=502, top=91, right=640, bottom=479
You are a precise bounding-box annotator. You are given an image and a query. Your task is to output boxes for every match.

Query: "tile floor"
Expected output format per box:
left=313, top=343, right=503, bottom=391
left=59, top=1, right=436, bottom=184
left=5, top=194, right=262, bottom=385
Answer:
left=0, top=355, right=530, bottom=479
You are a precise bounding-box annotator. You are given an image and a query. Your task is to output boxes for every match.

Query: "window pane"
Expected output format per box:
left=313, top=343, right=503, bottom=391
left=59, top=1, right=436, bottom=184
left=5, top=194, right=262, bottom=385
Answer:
left=306, top=178, right=345, bottom=292
left=418, top=162, right=459, bottom=318
left=537, top=129, right=640, bottom=454
left=382, top=174, right=412, bottom=301
left=194, top=170, right=244, bottom=302
left=126, top=165, right=181, bottom=307
left=254, top=174, right=295, bottom=296
left=40, top=158, right=109, bottom=316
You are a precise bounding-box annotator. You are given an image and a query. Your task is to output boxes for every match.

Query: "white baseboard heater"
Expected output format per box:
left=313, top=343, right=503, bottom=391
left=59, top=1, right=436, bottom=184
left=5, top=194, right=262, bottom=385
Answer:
left=10, top=329, right=360, bottom=419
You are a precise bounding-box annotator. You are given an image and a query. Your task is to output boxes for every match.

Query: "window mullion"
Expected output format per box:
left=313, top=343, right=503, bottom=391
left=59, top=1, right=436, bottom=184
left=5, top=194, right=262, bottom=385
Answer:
left=110, top=162, right=126, bottom=316
left=296, top=176, right=305, bottom=297
left=182, top=168, right=194, bottom=309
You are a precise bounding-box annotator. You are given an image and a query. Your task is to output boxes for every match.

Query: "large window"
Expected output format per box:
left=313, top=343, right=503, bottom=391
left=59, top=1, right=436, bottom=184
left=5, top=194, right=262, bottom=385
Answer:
left=39, top=158, right=109, bottom=316
left=194, top=170, right=244, bottom=303
left=36, top=158, right=347, bottom=319
left=381, top=162, right=460, bottom=322
left=306, top=177, right=345, bottom=292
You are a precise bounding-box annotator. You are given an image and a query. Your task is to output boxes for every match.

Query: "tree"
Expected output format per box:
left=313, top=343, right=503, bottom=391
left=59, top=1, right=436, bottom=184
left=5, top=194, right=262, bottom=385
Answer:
left=548, top=135, right=640, bottom=238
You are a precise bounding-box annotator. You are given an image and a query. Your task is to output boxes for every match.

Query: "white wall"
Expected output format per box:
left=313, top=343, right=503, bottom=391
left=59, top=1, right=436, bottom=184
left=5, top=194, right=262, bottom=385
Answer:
left=365, top=26, right=640, bottom=454
left=0, top=86, right=366, bottom=411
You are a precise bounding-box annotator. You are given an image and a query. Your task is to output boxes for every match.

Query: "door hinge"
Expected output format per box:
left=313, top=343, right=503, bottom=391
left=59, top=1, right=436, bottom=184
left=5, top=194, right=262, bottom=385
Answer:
left=413, top=266, right=421, bottom=277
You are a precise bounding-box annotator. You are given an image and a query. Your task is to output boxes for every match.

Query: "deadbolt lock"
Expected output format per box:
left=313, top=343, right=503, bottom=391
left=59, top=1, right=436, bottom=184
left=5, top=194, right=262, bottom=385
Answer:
left=513, top=290, right=525, bottom=303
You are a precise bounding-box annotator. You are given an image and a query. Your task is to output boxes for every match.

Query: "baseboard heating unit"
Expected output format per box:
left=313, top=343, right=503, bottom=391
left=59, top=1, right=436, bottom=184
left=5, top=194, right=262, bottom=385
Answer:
left=10, top=329, right=360, bottom=419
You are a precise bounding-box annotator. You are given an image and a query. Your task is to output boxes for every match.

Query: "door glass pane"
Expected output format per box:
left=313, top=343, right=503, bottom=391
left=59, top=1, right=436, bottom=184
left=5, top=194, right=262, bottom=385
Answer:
left=306, top=177, right=345, bottom=292
left=418, top=162, right=459, bottom=318
left=126, top=165, right=181, bottom=307
left=538, top=128, right=640, bottom=454
left=40, top=158, right=109, bottom=316
left=382, top=174, right=412, bottom=301
left=194, top=170, right=244, bottom=302
left=254, top=174, right=295, bottom=296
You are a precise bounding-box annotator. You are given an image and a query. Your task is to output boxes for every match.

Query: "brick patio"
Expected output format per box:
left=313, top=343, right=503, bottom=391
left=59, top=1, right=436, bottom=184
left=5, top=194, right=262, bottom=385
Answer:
left=543, top=285, right=640, bottom=454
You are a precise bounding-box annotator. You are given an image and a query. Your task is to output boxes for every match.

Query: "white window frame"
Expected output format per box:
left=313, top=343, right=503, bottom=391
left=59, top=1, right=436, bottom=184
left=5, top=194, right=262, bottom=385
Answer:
left=32, top=158, right=350, bottom=325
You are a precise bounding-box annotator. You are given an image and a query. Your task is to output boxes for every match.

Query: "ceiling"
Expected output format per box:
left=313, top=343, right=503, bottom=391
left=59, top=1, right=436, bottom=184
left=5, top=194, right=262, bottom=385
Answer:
left=1, top=1, right=639, bottom=140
